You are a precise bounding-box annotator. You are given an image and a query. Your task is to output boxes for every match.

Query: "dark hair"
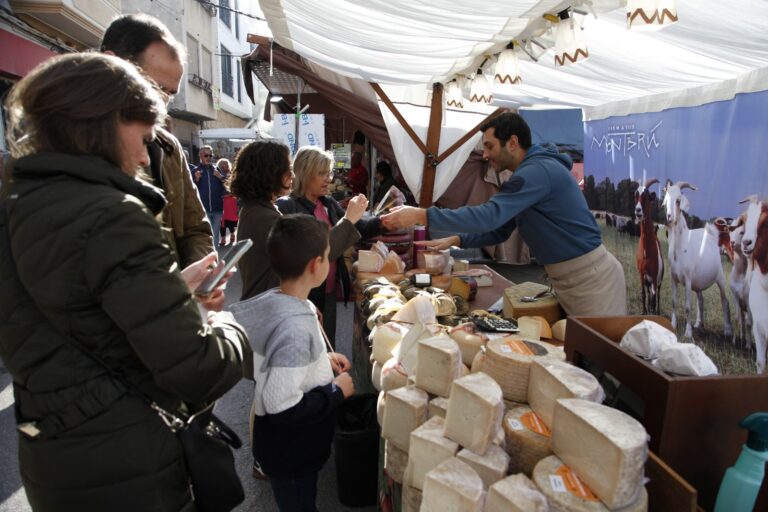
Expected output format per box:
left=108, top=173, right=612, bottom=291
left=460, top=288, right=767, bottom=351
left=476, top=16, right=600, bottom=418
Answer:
left=479, top=112, right=532, bottom=149
left=5, top=53, right=165, bottom=169
left=268, top=214, right=329, bottom=280
left=101, top=13, right=186, bottom=63
left=230, top=139, right=291, bottom=202
left=375, top=161, right=392, bottom=178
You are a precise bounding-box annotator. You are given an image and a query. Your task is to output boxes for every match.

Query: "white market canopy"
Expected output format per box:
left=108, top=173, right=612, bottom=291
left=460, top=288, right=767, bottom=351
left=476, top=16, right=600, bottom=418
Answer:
left=257, top=0, right=768, bottom=121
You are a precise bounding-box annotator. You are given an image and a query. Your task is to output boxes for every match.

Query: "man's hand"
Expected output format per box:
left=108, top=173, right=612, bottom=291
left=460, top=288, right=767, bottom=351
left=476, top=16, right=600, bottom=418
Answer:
left=194, top=169, right=202, bottom=182
left=381, top=206, right=427, bottom=230
left=333, top=372, right=355, bottom=398
left=414, top=235, right=461, bottom=251
left=343, top=194, right=368, bottom=224
left=328, top=352, right=351, bottom=374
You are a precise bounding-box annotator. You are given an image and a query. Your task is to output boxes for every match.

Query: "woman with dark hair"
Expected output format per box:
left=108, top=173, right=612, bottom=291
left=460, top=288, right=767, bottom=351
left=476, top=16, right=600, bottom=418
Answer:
left=0, top=53, right=250, bottom=511
left=373, top=160, right=397, bottom=208
left=277, top=146, right=380, bottom=345
left=233, top=140, right=368, bottom=302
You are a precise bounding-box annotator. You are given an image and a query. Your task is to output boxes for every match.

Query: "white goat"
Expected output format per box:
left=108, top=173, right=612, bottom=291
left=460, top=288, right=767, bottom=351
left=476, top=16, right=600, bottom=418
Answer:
left=741, top=198, right=768, bottom=372
left=662, top=180, right=732, bottom=339
left=728, top=212, right=752, bottom=347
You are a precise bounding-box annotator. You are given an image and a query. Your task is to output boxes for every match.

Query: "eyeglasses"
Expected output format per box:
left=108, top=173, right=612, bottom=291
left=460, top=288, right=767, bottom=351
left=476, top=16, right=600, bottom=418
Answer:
left=318, top=170, right=334, bottom=179
left=202, top=153, right=212, bottom=158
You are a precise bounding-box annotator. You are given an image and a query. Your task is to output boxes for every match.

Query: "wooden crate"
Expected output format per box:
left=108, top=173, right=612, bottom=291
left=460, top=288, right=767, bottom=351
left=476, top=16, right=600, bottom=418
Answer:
left=565, top=316, right=768, bottom=511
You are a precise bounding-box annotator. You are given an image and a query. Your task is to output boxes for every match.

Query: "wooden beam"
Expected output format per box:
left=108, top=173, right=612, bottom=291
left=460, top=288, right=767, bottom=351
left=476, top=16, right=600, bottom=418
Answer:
left=246, top=34, right=272, bottom=46
left=437, top=107, right=506, bottom=162
left=370, top=82, right=428, bottom=155
left=419, top=83, right=444, bottom=207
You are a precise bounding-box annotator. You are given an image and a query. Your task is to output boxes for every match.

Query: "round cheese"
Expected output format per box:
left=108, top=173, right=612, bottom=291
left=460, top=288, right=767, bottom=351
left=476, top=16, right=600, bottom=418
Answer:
left=503, top=406, right=553, bottom=476
left=449, top=323, right=487, bottom=366
left=372, top=321, right=408, bottom=365
left=371, top=360, right=383, bottom=392
left=551, top=319, right=568, bottom=342
left=533, top=455, right=649, bottom=512
left=377, top=391, right=386, bottom=427
left=381, top=357, right=409, bottom=392
left=528, top=358, right=604, bottom=428
left=483, top=337, right=565, bottom=402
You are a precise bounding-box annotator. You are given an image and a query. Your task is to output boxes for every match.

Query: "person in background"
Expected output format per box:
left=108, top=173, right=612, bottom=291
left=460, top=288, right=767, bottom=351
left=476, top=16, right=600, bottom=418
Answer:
left=101, top=14, right=214, bottom=269
left=0, top=52, right=250, bottom=512
left=372, top=160, right=397, bottom=209
left=277, top=146, right=379, bottom=346
left=183, top=149, right=195, bottom=173
left=381, top=112, right=626, bottom=316
left=217, top=158, right=238, bottom=247
left=229, top=214, right=354, bottom=512
left=193, top=145, right=228, bottom=247
left=346, top=151, right=369, bottom=196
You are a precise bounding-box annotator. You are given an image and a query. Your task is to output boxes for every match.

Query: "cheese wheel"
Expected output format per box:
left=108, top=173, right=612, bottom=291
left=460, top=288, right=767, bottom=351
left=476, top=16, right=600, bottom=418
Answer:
left=355, top=271, right=406, bottom=287
left=449, top=323, right=487, bottom=366
left=421, top=457, right=485, bottom=512
left=384, top=439, right=409, bottom=484
left=401, top=484, right=423, bottom=512
left=528, top=358, right=604, bottom=428
left=428, top=396, right=449, bottom=419
left=483, top=337, right=565, bottom=402
left=485, top=474, right=548, bottom=512
left=456, top=444, right=510, bottom=490
left=551, top=399, right=648, bottom=509
left=533, top=455, right=648, bottom=512
left=405, top=416, right=459, bottom=490
left=415, top=336, right=463, bottom=397
left=444, top=373, right=504, bottom=455
left=371, top=361, right=383, bottom=392
left=382, top=386, right=429, bottom=451
left=503, top=405, right=553, bottom=476
left=372, top=322, right=408, bottom=365
left=551, top=319, right=568, bottom=342
left=376, top=391, right=386, bottom=427
left=381, top=357, right=409, bottom=392
left=518, top=315, right=553, bottom=339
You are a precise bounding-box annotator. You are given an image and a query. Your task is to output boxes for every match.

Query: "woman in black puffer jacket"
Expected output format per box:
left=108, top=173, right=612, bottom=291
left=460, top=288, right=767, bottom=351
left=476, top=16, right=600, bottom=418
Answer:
left=0, top=53, right=250, bottom=512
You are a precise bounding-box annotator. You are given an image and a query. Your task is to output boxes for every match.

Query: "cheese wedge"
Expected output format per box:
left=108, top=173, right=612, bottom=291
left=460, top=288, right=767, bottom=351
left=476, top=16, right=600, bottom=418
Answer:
left=404, top=416, right=459, bottom=490
left=528, top=358, right=604, bottom=428
left=384, top=440, right=409, bottom=484
left=444, top=373, right=503, bottom=455
left=456, top=444, right=510, bottom=490
left=551, top=399, right=648, bottom=509
left=482, top=338, right=565, bottom=402
left=428, top=396, right=449, bottom=419
left=415, top=336, right=463, bottom=397
left=421, top=457, right=485, bottom=512
left=485, top=474, right=548, bottom=512
left=382, top=386, right=429, bottom=451
left=372, top=322, right=408, bottom=365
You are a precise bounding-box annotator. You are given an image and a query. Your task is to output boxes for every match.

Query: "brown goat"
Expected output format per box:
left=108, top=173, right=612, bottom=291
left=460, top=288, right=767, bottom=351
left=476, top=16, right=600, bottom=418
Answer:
left=634, top=178, right=664, bottom=314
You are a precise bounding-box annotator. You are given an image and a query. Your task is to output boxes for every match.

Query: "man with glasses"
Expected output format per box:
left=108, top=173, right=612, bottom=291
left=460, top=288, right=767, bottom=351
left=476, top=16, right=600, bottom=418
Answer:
left=100, top=14, right=214, bottom=268
left=193, top=146, right=228, bottom=247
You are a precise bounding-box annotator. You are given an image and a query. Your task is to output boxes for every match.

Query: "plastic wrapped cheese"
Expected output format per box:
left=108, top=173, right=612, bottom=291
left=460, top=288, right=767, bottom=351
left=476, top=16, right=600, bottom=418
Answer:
left=415, top=336, right=463, bottom=397
left=485, top=474, right=549, bottom=512
left=421, top=457, right=485, bottom=512
left=533, top=455, right=648, bottom=512
left=482, top=337, right=565, bottom=402
left=404, top=416, right=459, bottom=490
left=382, top=386, right=429, bottom=451
left=372, top=321, right=408, bottom=365
left=528, top=358, right=604, bottom=428
left=503, top=405, right=553, bottom=476
left=357, top=250, right=385, bottom=272
left=444, top=373, right=504, bottom=455
left=619, top=320, right=678, bottom=360
left=394, top=322, right=445, bottom=376
left=551, top=399, right=648, bottom=509
left=653, top=343, right=719, bottom=376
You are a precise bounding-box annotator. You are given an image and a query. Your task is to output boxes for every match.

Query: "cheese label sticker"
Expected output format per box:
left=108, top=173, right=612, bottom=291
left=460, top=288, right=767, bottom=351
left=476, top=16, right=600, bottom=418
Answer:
left=507, top=418, right=524, bottom=431
left=504, top=339, right=535, bottom=356
left=521, top=411, right=552, bottom=437
left=549, top=475, right=567, bottom=493
left=556, top=465, right=601, bottom=501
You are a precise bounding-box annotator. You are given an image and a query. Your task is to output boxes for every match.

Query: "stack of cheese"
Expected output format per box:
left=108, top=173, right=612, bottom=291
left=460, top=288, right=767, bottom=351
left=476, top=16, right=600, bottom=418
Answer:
left=354, top=241, right=406, bottom=287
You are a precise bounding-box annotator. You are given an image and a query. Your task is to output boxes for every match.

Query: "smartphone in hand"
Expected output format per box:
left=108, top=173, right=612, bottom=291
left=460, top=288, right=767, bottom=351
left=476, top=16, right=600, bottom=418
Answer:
left=194, top=239, right=253, bottom=296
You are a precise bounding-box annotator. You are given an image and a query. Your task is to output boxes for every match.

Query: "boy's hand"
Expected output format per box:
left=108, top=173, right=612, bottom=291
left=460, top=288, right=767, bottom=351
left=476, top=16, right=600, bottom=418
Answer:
left=328, top=352, right=351, bottom=374
left=334, top=372, right=355, bottom=398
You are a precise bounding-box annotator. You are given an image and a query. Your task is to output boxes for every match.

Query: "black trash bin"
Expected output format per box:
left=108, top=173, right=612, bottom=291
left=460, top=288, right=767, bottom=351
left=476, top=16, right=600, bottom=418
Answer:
left=334, top=393, right=380, bottom=507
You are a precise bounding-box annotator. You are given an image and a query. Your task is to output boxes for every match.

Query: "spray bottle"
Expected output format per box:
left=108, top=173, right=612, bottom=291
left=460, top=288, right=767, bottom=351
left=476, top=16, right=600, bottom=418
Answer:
left=714, top=412, right=768, bottom=512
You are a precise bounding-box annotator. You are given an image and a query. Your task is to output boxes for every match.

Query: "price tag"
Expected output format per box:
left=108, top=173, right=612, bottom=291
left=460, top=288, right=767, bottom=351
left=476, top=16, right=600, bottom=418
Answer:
left=549, top=475, right=567, bottom=493
left=500, top=345, right=512, bottom=353
left=508, top=419, right=524, bottom=431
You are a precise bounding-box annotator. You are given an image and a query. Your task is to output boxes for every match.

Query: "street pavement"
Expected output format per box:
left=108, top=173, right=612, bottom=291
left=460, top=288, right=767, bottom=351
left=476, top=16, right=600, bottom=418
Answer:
left=0, top=262, right=377, bottom=512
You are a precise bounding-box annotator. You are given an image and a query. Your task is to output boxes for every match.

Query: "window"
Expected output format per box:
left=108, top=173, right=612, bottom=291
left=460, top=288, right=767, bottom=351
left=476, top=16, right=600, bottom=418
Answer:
left=236, top=65, right=242, bottom=103
left=201, top=46, right=213, bottom=83
left=219, top=0, right=231, bottom=27
left=221, top=44, right=233, bottom=97
left=234, top=0, right=240, bottom=38
left=187, top=34, right=200, bottom=78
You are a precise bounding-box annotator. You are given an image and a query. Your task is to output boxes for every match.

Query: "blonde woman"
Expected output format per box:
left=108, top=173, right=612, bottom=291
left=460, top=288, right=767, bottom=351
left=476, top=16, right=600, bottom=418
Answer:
left=277, top=146, right=381, bottom=346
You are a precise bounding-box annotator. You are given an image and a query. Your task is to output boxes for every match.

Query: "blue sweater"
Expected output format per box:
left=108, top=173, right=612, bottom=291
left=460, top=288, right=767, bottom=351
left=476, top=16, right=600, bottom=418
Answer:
left=427, top=144, right=601, bottom=265
left=192, top=163, right=227, bottom=213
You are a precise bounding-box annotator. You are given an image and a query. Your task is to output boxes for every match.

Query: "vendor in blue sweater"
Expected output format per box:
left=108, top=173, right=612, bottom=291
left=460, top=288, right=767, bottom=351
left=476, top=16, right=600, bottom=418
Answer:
left=381, top=112, right=626, bottom=316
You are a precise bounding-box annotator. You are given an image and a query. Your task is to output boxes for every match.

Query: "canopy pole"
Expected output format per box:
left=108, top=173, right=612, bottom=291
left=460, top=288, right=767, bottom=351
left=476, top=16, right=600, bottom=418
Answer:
left=437, top=107, right=506, bottom=163
left=370, top=82, right=428, bottom=154
left=419, top=82, right=443, bottom=207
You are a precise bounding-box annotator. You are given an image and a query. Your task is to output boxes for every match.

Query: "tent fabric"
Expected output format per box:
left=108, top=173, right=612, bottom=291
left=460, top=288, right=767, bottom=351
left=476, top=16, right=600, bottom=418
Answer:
left=257, top=0, right=768, bottom=120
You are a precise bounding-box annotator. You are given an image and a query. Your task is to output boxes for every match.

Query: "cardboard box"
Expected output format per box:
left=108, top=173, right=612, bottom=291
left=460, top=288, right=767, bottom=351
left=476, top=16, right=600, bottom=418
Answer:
left=565, top=315, right=768, bottom=511
left=502, top=282, right=564, bottom=324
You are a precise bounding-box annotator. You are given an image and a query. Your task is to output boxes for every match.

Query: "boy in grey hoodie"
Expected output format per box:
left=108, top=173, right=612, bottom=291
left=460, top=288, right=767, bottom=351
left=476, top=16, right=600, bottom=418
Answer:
left=229, top=214, right=354, bottom=512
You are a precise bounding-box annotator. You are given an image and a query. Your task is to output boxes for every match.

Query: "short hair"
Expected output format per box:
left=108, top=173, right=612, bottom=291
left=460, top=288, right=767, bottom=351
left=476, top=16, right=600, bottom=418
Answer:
left=101, top=13, right=186, bottom=64
left=291, top=146, right=334, bottom=198
left=216, top=158, right=231, bottom=169
left=230, top=139, right=290, bottom=202
left=200, top=145, right=213, bottom=154
left=375, top=160, right=392, bottom=178
left=480, top=112, right=532, bottom=150
left=5, top=53, right=166, bottom=169
left=267, top=214, right=330, bottom=280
